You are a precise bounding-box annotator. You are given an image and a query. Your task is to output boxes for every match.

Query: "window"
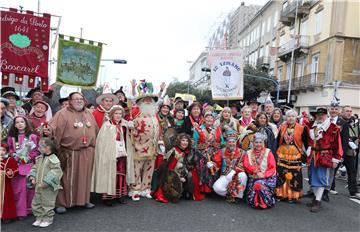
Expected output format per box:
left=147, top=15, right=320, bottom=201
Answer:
left=265, top=43, right=270, bottom=57
left=273, top=11, right=278, bottom=28
left=277, top=66, right=283, bottom=81
left=267, top=17, right=271, bottom=32
left=260, top=46, right=265, bottom=57
left=311, top=53, right=320, bottom=83
left=315, top=11, right=323, bottom=34
left=261, top=22, right=266, bottom=36
left=300, top=19, right=308, bottom=35
left=286, top=62, right=292, bottom=80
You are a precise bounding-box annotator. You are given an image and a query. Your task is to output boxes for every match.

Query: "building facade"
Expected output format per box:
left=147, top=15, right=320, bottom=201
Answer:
left=276, top=0, right=360, bottom=113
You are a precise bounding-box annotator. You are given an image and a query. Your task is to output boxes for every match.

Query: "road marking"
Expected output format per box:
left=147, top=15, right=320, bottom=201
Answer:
left=349, top=198, right=360, bottom=205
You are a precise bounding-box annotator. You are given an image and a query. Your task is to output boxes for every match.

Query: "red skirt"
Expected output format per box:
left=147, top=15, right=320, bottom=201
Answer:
left=102, top=157, right=128, bottom=200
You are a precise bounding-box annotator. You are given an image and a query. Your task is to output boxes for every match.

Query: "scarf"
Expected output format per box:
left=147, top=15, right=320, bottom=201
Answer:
left=310, top=118, right=331, bottom=141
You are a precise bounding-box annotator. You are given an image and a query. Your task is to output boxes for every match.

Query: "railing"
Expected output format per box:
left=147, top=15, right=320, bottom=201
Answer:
left=278, top=35, right=310, bottom=57
left=281, top=0, right=313, bottom=18
left=292, top=73, right=326, bottom=89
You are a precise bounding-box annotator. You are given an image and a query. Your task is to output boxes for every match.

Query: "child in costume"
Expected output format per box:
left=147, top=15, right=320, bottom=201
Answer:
left=0, top=143, right=18, bottom=223
left=28, top=137, right=63, bottom=228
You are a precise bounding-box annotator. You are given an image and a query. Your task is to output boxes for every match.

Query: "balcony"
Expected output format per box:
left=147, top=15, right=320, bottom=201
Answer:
left=278, top=35, right=310, bottom=62
left=280, top=0, right=313, bottom=26
left=256, top=56, right=271, bottom=69
left=279, top=73, right=326, bottom=91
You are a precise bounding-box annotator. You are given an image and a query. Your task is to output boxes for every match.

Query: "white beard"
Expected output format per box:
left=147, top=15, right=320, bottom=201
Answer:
left=139, top=101, right=157, bottom=117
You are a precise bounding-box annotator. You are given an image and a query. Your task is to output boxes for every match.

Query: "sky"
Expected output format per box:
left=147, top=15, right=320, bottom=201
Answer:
left=1, top=0, right=267, bottom=93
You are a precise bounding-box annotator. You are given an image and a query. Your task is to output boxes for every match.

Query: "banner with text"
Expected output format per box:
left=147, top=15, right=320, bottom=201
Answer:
left=56, top=36, right=102, bottom=88
left=209, top=49, right=244, bottom=100
left=0, top=9, right=51, bottom=91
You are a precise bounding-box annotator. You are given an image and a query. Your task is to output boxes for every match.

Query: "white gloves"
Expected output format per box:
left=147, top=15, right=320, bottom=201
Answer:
left=206, top=161, right=214, bottom=169
left=306, top=147, right=312, bottom=157
left=127, top=121, right=135, bottom=129
left=225, top=170, right=236, bottom=181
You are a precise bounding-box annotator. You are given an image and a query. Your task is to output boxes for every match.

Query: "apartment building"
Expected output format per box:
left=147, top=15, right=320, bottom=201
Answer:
left=276, top=0, right=360, bottom=113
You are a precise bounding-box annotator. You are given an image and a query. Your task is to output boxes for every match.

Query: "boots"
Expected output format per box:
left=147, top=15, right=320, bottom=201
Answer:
left=322, top=189, right=330, bottom=202
left=310, top=200, right=321, bottom=213
left=306, top=198, right=316, bottom=207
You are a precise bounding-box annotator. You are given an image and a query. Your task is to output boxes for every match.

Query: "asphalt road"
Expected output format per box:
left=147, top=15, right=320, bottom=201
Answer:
left=2, top=178, right=360, bottom=232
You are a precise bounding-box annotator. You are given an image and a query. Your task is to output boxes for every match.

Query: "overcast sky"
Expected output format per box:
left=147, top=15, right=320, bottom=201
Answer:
left=2, top=0, right=267, bottom=93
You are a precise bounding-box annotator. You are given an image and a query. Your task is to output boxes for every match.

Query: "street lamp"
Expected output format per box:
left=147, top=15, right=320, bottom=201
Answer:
left=101, top=59, right=127, bottom=64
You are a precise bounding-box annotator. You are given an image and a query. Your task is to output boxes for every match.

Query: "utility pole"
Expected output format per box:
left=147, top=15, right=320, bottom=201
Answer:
left=287, top=1, right=299, bottom=103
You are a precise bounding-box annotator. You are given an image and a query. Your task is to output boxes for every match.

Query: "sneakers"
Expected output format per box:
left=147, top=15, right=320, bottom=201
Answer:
left=349, top=193, right=360, bottom=200
left=132, top=194, right=140, bottom=201
left=329, top=190, right=338, bottom=195
left=141, top=190, right=152, bottom=199
left=39, top=221, right=53, bottom=228
left=32, top=219, right=42, bottom=227
left=84, top=202, right=95, bottom=209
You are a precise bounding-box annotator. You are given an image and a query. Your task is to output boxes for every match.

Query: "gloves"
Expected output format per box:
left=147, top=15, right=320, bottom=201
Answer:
left=127, top=121, right=135, bottom=129
left=306, top=147, right=312, bottom=157
left=206, top=161, right=214, bottom=169
left=225, top=170, right=236, bottom=181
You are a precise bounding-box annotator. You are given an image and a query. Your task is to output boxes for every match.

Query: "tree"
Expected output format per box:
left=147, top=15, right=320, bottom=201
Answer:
left=243, top=64, right=275, bottom=100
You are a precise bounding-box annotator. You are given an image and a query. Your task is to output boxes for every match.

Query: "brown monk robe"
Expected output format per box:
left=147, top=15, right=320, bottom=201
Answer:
left=45, top=92, right=98, bottom=212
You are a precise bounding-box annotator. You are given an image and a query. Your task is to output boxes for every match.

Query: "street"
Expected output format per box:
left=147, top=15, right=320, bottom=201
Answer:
left=2, top=177, right=359, bottom=232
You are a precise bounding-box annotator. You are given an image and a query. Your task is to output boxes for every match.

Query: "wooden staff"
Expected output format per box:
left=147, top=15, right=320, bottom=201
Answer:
left=127, top=97, right=135, bottom=143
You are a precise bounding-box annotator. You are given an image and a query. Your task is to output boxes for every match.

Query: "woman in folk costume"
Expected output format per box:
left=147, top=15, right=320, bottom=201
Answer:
left=193, top=110, right=225, bottom=196
left=275, top=110, right=307, bottom=202
left=211, top=128, right=247, bottom=203
left=92, top=86, right=119, bottom=129
left=92, top=105, right=133, bottom=206
left=183, top=102, right=203, bottom=137
left=215, top=107, right=240, bottom=134
left=7, top=115, right=39, bottom=219
left=270, top=107, right=284, bottom=132
left=0, top=143, right=18, bottom=223
left=238, top=106, right=254, bottom=134
left=153, top=133, right=196, bottom=203
left=305, top=107, right=342, bottom=213
left=243, top=132, right=277, bottom=209
left=1, top=87, right=26, bottom=118
left=249, top=112, right=277, bottom=158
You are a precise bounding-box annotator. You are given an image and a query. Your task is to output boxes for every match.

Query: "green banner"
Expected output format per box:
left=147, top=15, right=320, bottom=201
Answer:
left=56, top=37, right=102, bottom=87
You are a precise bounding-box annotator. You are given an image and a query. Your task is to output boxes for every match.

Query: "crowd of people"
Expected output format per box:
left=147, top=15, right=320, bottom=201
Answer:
left=0, top=81, right=359, bottom=228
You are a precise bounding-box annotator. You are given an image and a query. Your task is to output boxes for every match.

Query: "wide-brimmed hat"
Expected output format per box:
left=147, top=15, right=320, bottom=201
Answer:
left=58, top=97, right=69, bottom=105
left=33, top=100, right=49, bottom=111
left=95, top=85, right=119, bottom=105
left=134, top=81, right=158, bottom=104
left=1, top=87, right=20, bottom=100
left=26, top=87, right=42, bottom=98
left=315, top=107, right=328, bottom=115
left=247, top=98, right=260, bottom=105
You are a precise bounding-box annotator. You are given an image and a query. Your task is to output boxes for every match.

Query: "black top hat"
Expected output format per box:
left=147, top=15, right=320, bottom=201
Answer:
left=1, top=87, right=20, bottom=100
left=58, top=97, right=69, bottom=105
left=247, top=99, right=259, bottom=105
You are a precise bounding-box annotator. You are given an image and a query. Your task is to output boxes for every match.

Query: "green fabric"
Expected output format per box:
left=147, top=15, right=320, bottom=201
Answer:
left=56, top=37, right=102, bottom=87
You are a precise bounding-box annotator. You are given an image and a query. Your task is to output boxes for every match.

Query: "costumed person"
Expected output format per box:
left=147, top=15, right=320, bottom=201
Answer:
left=173, top=109, right=186, bottom=134
left=247, top=98, right=259, bottom=119
left=230, top=103, right=240, bottom=120
left=239, top=106, right=254, bottom=134
left=28, top=138, right=63, bottom=228
left=0, top=143, right=18, bottom=223
left=306, top=107, right=343, bottom=213
left=193, top=110, right=225, bottom=196
left=128, top=81, right=161, bottom=201
left=250, top=112, right=277, bottom=158
left=270, top=107, right=284, bottom=131
left=263, top=95, right=274, bottom=119
left=92, top=86, right=119, bottom=128
left=1, top=87, right=26, bottom=118
left=7, top=116, right=39, bottom=219
left=25, top=87, right=52, bottom=121
left=211, top=128, right=247, bottom=203
left=152, top=95, right=174, bottom=192
left=27, top=101, right=49, bottom=137
left=43, top=92, right=98, bottom=214
left=184, top=102, right=203, bottom=137
left=172, top=97, right=188, bottom=117
left=243, top=133, right=277, bottom=209
left=114, top=86, right=128, bottom=108
left=92, top=105, right=132, bottom=206
left=152, top=133, right=196, bottom=203
left=1, top=98, right=12, bottom=142
left=275, top=110, right=307, bottom=202
left=215, top=107, right=240, bottom=134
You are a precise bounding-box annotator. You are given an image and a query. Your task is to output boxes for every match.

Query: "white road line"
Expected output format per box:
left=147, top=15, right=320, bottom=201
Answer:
left=349, top=198, right=360, bottom=205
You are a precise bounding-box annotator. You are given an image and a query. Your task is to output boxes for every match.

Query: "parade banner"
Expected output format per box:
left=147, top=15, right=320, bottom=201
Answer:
left=56, top=35, right=102, bottom=88
left=208, top=49, right=244, bottom=100
left=0, top=8, right=51, bottom=91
